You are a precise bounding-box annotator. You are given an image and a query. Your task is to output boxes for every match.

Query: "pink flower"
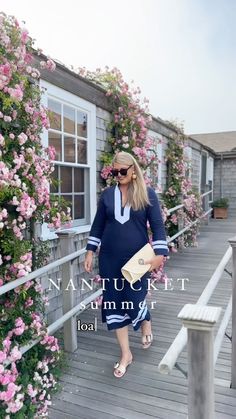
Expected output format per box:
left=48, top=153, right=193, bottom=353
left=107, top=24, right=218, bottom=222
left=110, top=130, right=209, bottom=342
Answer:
left=3, top=337, right=11, bottom=351
left=16, top=192, right=37, bottom=218
left=0, top=134, right=5, bottom=146
left=6, top=395, right=24, bottom=413
left=25, top=297, right=34, bottom=308
left=94, top=274, right=101, bottom=283
left=0, top=382, right=20, bottom=402
left=9, top=346, right=22, bottom=362
left=40, top=58, right=56, bottom=71
left=8, top=84, right=24, bottom=101
left=3, top=115, right=11, bottom=122
left=15, top=318, right=24, bottom=328
left=14, top=326, right=25, bottom=336
left=27, top=384, right=38, bottom=397
left=17, top=132, right=28, bottom=145
left=21, top=29, right=29, bottom=44
left=101, top=165, right=112, bottom=180
left=0, top=350, right=7, bottom=363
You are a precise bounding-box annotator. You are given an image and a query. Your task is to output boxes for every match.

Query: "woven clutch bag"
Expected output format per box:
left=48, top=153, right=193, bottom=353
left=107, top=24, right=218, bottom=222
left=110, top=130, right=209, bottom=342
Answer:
left=121, top=243, right=155, bottom=283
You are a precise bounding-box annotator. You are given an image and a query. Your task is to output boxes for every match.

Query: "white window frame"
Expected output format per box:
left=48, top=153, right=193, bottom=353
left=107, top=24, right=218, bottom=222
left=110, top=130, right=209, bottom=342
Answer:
left=147, top=130, right=162, bottom=192
left=207, top=156, right=214, bottom=183
left=40, top=80, right=96, bottom=240
left=184, top=146, right=192, bottom=180
left=207, top=156, right=214, bottom=202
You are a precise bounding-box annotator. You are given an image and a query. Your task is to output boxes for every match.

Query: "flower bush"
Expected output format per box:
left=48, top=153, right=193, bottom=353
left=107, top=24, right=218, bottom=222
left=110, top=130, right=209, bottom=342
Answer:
left=77, top=69, right=202, bottom=253
left=162, top=122, right=203, bottom=249
left=0, top=13, right=71, bottom=418
left=77, top=66, right=160, bottom=188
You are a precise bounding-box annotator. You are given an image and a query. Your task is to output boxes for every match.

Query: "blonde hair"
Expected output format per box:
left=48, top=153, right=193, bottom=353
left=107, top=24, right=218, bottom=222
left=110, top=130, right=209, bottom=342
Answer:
left=112, top=151, right=150, bottom=210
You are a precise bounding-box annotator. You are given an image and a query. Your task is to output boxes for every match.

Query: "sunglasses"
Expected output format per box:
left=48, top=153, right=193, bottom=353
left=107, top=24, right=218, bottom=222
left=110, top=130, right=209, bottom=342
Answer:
left=111, top=164, right=133, bottom=177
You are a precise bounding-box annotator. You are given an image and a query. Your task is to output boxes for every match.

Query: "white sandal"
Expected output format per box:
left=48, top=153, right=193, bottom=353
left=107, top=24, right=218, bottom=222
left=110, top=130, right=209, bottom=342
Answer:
left=113, top=359, right=132, bottom=378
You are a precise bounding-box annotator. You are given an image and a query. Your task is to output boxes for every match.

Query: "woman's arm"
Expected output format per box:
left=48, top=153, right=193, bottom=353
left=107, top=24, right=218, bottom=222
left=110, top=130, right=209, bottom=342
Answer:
left=146, top=188, right=169, bottom=270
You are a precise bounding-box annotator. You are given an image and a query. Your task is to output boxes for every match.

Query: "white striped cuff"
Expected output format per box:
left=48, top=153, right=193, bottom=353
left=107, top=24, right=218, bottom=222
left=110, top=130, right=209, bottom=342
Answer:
left=153, top=244, right=169, bottom=250
left=152, top=240, right=167, bottom=245
left=87, top=236, right=101, bottom=247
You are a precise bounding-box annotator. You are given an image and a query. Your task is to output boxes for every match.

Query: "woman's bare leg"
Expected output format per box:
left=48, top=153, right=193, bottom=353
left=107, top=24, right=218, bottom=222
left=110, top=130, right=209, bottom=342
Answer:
left=114, top=326, right=133, bottom=375
left=141, top=319, right=153, bottom=348
left=141, top=319, right=152, bottom=335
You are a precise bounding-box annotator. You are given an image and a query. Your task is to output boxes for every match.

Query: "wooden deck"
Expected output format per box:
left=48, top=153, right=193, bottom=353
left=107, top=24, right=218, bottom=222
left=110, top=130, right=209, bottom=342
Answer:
left=49, top=217, right=236, bottom=419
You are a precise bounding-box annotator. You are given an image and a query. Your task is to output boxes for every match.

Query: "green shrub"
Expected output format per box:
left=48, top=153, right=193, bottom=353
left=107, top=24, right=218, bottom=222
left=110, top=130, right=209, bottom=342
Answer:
left=211, top=197, right=229, bottom=208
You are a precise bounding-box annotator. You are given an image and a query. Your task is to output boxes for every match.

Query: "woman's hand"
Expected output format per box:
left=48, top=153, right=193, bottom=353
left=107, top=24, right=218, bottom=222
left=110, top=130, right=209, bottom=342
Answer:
left=145, top=255, right=164, bottom=271
left=84, top=250, right=93, bottom=273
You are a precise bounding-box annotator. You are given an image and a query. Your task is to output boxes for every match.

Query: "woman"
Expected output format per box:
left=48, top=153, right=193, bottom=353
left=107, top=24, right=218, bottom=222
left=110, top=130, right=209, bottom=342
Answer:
left=84, top=151, right=168, bottom=378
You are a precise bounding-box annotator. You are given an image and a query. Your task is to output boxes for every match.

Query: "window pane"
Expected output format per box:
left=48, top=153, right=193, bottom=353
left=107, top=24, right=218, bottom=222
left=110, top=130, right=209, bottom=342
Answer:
left=201, top=154, right=207, bottom=192
left=77, top=140, right=87, bottom=164
left=74, top=168, right=84, bottom=192
left=50, top=165, right=58, bottom=193
left=49, top=132, right=62, bottom=161
left=61, top=195, right=72, bottom=216
left=61, top=167, right=72, bottom=193
left=77, top=111, right=87, bottom=138
left=48, top=99, right=61, bottom=130
left=64, top=136, right=75, bottom=163
left=74, top=195, right=84, bottom=219
left=64, top=105, right=75, bottom=134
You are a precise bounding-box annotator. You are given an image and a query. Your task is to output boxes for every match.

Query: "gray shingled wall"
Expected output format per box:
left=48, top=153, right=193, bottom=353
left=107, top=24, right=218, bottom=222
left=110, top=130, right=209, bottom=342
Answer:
left=214, top=157, right=236, bottom=216
left=96, top=107, right=111, bottom=189
left=186, top=138, right=202, bottom=192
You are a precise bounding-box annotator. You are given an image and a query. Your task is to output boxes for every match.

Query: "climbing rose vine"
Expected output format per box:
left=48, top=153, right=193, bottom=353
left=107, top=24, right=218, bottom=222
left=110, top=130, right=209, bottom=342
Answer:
left=77, top=66, right=161, bottom=189
left=163, top=122, right=203, bottom=249
left=77, top=68, right=202, bottom=253
left=0, top=13, right=71, bottom=418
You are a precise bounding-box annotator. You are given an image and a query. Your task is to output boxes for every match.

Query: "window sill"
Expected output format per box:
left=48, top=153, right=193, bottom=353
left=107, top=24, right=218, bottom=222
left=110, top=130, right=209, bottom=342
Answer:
left=40, top=224, right=91, bottom=241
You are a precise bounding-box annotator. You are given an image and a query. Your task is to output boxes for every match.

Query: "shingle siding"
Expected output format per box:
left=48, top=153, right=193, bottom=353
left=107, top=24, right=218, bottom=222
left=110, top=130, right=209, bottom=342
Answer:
left=214, top=158, right=236, bottom=216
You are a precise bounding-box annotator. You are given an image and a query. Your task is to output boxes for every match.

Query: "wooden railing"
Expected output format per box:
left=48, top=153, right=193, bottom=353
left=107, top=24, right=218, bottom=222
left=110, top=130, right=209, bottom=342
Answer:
left=0, top=189, right=213, bottom=373
left=158, top=237, right=236, bottom=419
left=167, top=187, right=213, bottom=248
left=0, top=241, right=98, bottom=361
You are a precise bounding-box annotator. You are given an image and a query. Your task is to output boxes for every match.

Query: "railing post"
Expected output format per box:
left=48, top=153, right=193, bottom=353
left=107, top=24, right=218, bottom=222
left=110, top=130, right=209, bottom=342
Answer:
left=57, top=231, right=77, bottom=352
left=204, top=185, right=210, bottom=224
left=33, top=221, right=42, bottom=240
left=229, top=236, right=236, bottom=388
left=177, top=194, right=184, bottom=252
left=178, top=304, right=221, bottom=419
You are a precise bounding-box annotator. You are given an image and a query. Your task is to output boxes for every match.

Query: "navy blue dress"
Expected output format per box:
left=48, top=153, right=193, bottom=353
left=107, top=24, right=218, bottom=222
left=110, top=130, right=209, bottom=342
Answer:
left=86, top=185, right=169, bottom=331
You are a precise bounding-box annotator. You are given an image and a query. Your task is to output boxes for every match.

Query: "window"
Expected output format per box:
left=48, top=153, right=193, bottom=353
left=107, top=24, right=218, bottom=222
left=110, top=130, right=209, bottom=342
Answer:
left=184, top=146, right=192, bottom=179
left=40, top=80, right=96, bottom=238
left=207, top=156, right=214, bottom=202
left=200, top=151, right=208, bottom=194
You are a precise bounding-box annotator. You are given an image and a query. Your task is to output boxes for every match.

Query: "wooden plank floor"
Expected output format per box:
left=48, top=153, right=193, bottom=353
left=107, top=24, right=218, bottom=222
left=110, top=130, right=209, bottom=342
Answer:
left=49, top=217, right=236, bottom=419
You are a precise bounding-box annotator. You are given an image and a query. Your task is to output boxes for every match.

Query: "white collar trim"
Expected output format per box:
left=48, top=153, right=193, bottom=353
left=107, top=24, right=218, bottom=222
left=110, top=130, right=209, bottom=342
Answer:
left=114, top=185, right=131, bottom=224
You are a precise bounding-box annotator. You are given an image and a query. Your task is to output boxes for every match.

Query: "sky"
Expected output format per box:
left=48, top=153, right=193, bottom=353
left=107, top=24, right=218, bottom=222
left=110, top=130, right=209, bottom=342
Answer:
left=1, top=0, right=236, bottom=135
